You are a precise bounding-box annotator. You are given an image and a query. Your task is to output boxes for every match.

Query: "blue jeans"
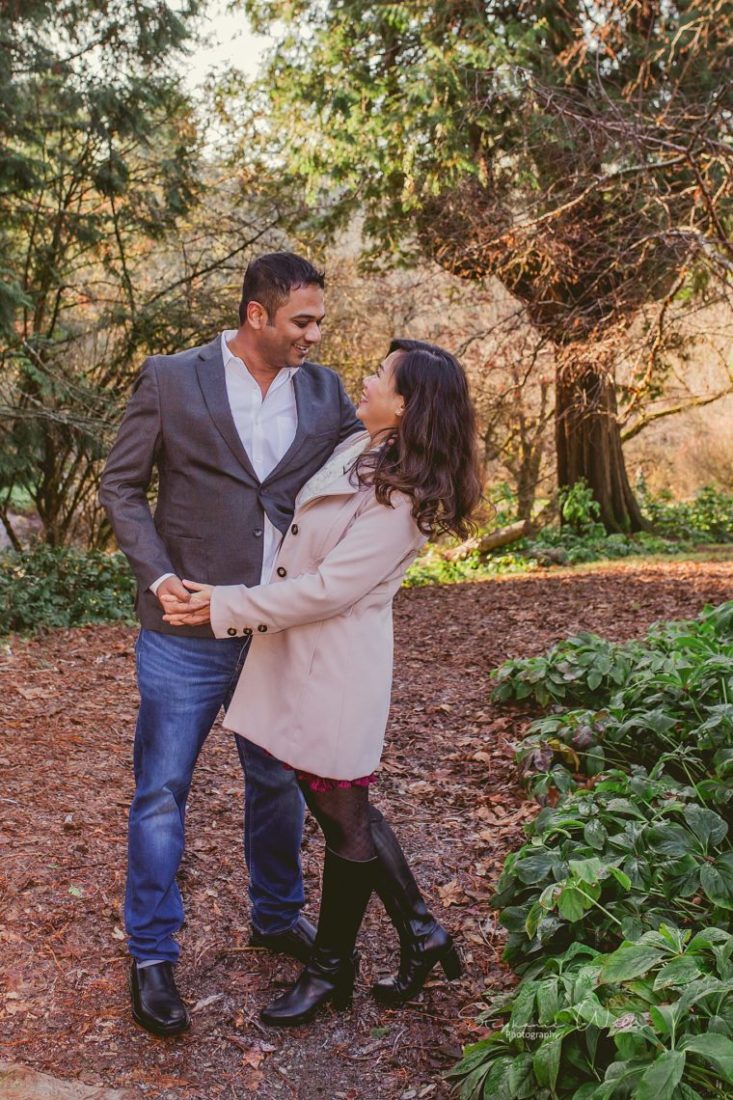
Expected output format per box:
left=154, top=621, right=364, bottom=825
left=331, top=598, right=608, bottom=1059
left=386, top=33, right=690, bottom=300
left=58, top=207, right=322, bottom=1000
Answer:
left=125, top=629, right=306, bottom=962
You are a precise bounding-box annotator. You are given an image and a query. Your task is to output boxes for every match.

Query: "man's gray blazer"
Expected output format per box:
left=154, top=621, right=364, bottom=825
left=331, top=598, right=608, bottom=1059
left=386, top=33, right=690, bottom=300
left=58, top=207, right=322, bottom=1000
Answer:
left=99, top=336, right=361, bottom=637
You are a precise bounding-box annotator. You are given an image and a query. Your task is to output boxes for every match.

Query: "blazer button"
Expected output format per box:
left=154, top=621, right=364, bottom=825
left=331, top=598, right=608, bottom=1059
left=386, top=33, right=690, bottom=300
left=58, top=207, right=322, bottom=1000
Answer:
left=243, top=627, right=253, bottom=637
left=253, top=528, right=263, bottom=538
left=257, top=624, right=268, bottom=633
left=291, top=523, right=299, bottom=535
left=276, top=566, right=287, bottom=578
left=227, top=627, right=237, bottom=637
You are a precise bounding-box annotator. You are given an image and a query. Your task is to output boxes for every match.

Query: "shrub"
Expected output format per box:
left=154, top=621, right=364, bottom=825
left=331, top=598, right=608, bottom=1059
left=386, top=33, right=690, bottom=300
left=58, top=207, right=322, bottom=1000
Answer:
left=492, top=768, right=733, bottom=970
left=0, top=545, right=136, bottom=634
left=638, top=481, right=733, bottom=544
left=406, top=477, right=720, bottom=585
left=492, top=603, right=733, bottom=798
left=559, top=478, right=602, bottom=533
left=449, top=925, right=733, bottom=1099
left=404, top=549, right=536, bottom=586
left=523, top=527, right=690, bottom=566
left=451, top=600, right=733, bottom=1100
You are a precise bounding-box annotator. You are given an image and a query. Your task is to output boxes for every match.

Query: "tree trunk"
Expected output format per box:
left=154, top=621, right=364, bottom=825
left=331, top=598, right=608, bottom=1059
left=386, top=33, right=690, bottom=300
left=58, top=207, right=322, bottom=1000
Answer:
left=555, top=358, right=645, bottom=533
left=442, top=520, right=532, bottom=562
left=515, top=434, right=545, bottom=523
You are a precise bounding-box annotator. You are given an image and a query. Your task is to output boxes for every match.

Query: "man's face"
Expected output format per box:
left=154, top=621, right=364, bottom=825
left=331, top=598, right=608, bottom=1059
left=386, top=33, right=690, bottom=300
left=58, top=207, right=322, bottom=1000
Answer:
left=254, top=283, right=326, bottom=370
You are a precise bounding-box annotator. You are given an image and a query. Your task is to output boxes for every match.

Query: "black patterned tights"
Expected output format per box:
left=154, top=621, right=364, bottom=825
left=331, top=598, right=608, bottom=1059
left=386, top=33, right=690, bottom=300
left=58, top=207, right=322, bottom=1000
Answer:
left=298, top=781, right=377, bottom=862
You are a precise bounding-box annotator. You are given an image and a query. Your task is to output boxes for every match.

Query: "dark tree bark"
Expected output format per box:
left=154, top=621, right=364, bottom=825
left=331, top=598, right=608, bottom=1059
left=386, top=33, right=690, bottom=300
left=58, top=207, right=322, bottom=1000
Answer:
left=555, top=359, right=646, bottom=533
left=417, top=187, right=652, bottom=534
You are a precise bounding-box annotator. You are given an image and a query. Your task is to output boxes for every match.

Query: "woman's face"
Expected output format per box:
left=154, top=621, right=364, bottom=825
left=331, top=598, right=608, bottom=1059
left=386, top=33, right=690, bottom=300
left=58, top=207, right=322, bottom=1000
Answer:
left=356, top=351, right=405, bottom=435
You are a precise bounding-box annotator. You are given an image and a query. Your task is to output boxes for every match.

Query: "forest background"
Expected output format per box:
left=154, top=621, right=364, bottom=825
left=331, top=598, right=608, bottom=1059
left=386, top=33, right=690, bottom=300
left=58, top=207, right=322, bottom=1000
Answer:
left=0, top=0, right=732, bottom=583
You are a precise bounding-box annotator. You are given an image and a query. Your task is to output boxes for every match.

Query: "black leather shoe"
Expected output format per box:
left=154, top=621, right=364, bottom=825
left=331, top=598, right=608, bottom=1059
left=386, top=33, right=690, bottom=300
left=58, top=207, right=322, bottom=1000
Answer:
left=249, top=914, right=317, bottom=963
left=260, top=947, right=358, bottom=1027
left=130, top=961, right=191, bottom=1037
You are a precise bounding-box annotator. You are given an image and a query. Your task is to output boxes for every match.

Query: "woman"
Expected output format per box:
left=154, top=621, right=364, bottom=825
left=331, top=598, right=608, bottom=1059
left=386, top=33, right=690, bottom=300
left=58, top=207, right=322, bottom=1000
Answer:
left=161, top=338, right=482, bottom=1026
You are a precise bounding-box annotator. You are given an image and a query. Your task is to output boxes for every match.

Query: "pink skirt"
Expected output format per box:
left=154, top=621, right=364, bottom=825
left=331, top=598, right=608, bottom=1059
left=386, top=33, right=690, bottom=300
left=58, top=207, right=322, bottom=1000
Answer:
left=281, top=761, right=378, bottom=792
left=263, top=747, right=378, bottom=791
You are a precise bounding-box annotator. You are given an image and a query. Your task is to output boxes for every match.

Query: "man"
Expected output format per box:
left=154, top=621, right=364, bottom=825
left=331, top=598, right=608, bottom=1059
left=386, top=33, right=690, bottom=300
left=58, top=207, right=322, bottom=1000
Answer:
left=99, top=252, right=361, bottom=1036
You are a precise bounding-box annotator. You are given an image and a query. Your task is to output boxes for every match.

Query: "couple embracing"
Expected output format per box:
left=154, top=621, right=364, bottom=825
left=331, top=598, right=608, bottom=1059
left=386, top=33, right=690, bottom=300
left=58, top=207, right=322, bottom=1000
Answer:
left=100, top=252, right=482, bottom=1036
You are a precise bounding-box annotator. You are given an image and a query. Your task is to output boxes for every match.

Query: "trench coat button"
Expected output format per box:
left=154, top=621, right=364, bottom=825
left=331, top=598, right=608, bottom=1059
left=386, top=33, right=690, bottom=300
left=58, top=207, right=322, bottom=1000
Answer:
left=226, top=627, right=237, bottom=637
left=291, top=523, right=299, bottom=535
left=257, top=624, right=268, bottom=633
left=243, top=627, right=253, bottom=637
left=276, top=566, right=287, bottom=578
left=253, top=528, right=263, bottom=537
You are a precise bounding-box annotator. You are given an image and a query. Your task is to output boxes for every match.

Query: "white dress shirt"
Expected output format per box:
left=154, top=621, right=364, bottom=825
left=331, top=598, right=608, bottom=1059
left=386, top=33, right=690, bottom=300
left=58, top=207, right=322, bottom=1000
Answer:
left=150, top=330, right=299, bottom=595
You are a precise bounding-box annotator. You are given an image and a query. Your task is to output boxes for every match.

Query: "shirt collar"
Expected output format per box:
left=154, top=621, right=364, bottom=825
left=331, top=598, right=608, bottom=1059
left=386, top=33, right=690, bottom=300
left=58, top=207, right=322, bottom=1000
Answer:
left=221, top=330, right=299, bottom=388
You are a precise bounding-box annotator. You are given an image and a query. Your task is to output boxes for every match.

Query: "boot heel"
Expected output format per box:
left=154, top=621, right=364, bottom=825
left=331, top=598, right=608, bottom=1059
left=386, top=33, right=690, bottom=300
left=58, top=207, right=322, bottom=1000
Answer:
left=441, top=945, right=463, bottom=981
left=332, top=953, right=358, bottom=1010
left=332, top=987, right=353, bottom=1011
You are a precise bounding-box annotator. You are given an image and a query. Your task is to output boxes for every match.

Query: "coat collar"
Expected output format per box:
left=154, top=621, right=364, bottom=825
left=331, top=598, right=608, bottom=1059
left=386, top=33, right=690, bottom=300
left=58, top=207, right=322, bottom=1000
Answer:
left=296, top=431, right=371, bottom=509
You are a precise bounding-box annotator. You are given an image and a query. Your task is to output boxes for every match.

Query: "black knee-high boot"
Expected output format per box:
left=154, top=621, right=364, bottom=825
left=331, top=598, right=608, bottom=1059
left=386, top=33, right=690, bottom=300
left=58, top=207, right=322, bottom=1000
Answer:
left=369, top=808, right=462, bottom=1004
left=260, top=848, right=376, bottom=1027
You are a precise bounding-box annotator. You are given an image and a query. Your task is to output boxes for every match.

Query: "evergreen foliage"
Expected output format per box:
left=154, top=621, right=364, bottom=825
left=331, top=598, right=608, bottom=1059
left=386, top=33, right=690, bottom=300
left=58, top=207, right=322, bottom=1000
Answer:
left=0, top=1, right=257, bottom=548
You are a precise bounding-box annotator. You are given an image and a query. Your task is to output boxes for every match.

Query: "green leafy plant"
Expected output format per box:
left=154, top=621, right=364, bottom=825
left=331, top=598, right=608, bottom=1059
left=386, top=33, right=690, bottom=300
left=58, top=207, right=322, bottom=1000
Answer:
left=492, top=768, right=733, bottom=969
left=493, top=603, right=733, bottom=797
left=452, top=600, right=733, bottom=1099
left=404, top=549, right=537, bottom=586
left=638, top=482, right=733, bottom=545
left=493, top=633, right=635, bottom=708
left=450, top=925, right=733, bottom=1099
left=405, top=478, right=733, bottom=586
left=0, top=546, right=136, bottom=634
left=560, top=479, right=603, bottom=534
left=524, top=527, right=691, bottom=567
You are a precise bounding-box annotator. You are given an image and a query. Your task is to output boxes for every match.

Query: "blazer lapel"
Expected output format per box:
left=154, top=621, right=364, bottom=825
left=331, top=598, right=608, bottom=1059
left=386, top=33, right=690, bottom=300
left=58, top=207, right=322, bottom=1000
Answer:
left=195, top=338, right=259, bottom=484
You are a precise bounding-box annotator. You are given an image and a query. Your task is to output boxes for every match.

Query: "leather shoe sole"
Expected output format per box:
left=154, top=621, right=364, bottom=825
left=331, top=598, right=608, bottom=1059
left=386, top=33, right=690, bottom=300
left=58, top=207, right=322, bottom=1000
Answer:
left=131, top=1002, right=191, bottom=1038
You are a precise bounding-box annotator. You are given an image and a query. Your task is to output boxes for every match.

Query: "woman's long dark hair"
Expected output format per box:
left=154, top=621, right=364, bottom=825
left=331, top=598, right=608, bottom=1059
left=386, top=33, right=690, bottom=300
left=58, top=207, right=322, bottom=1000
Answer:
left=356, top=339, right=483, bottom=538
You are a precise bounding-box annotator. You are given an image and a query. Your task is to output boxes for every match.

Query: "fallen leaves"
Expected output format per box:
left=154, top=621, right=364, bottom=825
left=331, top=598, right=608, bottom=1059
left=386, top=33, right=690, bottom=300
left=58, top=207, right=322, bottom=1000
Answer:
left=437, top=879, right=467, bottom=907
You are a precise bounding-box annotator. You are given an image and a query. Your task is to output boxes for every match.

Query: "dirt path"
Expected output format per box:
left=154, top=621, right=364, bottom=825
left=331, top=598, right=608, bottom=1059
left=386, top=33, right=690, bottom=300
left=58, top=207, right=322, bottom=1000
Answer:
left=1, top=560, right=731, bottom=1100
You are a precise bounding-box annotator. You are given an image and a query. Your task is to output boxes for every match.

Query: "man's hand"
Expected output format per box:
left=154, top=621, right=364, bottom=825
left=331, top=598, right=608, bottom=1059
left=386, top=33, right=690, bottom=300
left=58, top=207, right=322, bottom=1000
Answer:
left=155, top=575, right=191, bottom=608
left=161, top=580, right=214, bottom=627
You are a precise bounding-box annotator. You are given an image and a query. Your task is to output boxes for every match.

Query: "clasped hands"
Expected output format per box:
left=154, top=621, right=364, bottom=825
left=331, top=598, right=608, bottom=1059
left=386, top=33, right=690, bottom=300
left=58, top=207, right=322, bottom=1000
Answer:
left=158, top=577, right=214, bottom=626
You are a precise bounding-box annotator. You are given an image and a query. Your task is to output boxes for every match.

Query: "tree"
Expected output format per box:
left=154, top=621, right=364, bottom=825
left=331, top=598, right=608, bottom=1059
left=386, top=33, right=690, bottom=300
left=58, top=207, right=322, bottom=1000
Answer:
left=0, top=0, right=204, bottom=546
left=474, top=323, right=555, bottom=522
left=234, top=0, right=733, bottom=531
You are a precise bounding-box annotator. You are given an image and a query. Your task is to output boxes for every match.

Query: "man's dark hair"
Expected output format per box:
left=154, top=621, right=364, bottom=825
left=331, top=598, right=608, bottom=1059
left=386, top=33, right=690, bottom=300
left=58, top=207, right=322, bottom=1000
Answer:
left=238, top=251, right=325, bottom=324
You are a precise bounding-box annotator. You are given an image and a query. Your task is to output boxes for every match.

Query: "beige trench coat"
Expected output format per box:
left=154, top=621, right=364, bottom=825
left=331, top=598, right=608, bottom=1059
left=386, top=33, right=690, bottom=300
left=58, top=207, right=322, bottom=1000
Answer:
left=210, top=433, right=427, bottom=779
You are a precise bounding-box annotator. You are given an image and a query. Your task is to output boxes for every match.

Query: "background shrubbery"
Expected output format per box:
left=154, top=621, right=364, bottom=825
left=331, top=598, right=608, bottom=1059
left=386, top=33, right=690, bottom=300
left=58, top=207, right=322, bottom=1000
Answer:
left=406, top=483, right=733, bottom=588
left=0, top=546, right=135, bottom=635
left=637, top=483, right=733, bottom=546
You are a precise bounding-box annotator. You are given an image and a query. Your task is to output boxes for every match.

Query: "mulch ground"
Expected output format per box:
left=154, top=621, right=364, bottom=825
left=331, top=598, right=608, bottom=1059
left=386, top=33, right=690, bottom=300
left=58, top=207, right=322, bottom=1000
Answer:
left=1, top=559, right=732, bottom=1100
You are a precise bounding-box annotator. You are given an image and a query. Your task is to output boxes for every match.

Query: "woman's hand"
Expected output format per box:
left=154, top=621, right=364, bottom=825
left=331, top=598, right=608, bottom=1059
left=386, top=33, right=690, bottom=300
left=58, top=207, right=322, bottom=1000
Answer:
left=161, top=580, right=214, bottom=626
